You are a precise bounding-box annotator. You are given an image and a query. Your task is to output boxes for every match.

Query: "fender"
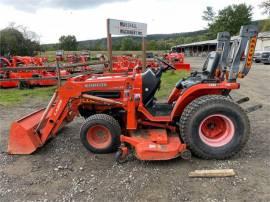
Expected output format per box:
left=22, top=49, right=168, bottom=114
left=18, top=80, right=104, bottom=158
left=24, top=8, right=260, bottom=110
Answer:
left=168, top=87, right=181, bottom=104
left=170, top=82, right=240, bottom=119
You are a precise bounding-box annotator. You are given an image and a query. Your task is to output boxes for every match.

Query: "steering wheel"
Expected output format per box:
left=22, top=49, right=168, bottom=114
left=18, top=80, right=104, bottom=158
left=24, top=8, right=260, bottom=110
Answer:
left=156, top=57, right=176, bottom=70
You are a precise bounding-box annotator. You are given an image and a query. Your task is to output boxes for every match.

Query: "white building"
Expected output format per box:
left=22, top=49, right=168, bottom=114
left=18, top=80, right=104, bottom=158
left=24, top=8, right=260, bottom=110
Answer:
left=172, top=32, right=270, bottom=56
left=256, top=32, right=270, bottom=51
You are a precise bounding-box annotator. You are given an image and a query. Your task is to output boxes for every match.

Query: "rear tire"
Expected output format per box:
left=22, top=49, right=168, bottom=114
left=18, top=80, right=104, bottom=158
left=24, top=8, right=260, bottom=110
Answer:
left=80, top=114, right=121, bottom=154
left=179, top=95, right=250, bottom=159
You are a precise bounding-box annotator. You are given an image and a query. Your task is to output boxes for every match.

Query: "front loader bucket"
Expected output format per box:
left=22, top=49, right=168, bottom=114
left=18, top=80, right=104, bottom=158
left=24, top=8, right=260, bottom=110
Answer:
left=8, top=108, right=45, bottom=154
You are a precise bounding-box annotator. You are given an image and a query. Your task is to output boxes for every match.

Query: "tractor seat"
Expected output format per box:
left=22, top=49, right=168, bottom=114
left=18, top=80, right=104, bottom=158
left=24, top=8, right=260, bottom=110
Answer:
left=142, top=69, right=161, bottom=106
left=176, top=52, right=220, bottom=89
left=201, top=51, right=221, bottom=77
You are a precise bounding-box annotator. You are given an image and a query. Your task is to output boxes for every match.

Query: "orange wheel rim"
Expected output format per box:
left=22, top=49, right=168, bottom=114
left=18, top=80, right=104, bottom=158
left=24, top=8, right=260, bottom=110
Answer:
left=199, top=114, right=235, bottom=147
left=86, top=125, right=112, bottom=149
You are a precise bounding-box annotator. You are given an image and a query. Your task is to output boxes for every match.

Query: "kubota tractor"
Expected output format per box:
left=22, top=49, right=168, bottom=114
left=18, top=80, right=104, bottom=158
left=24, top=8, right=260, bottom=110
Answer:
left=8, top=25, right=261, bottom=162
left=164, top=52, right=191, bottom=71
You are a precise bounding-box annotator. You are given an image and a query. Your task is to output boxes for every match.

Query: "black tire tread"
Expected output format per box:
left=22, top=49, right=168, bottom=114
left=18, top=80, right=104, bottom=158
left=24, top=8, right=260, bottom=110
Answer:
left=80, top=114, right=121, bottom=153
left=179, top=95, right=250, bottom=159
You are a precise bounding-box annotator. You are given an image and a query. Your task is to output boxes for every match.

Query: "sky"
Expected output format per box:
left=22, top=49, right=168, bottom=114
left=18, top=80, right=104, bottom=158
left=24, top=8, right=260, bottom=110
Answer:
left=0, top=0, right=267, bottom=44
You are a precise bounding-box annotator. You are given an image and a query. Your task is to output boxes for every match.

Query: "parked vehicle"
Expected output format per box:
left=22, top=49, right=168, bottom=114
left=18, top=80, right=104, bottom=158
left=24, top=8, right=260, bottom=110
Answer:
left=253, top=51, right=262, bottom=63
left=260, top=51, right=270, bottom=64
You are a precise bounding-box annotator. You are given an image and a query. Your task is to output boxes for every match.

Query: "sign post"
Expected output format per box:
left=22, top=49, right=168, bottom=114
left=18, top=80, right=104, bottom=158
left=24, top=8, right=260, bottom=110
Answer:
left=107, top=19, right=147, bottom=71
left=142, top=37, right=146, bottom=70
left=107, top=19, right=113, bottom=71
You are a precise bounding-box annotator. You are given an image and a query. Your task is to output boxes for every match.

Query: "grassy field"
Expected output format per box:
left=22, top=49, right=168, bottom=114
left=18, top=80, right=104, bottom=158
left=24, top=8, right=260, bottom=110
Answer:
left=0, top=70, right=188, bottom=106
left=0, top=87, right=56, bottom=106
left=156, top=70, right=188, bottom=99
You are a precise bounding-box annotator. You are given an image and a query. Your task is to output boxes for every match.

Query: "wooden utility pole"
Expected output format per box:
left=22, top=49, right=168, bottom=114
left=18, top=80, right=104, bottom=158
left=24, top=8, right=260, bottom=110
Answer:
left=107, top=19, right=113, bottom=71
left=142, top=37, right=146, bottom=71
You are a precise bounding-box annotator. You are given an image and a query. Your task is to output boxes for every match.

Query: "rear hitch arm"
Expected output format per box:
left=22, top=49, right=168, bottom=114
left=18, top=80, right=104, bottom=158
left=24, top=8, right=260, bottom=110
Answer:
left=235, top=97, right=262, bottom=113
left=245, top=104, right=263, bottom=113
left=236, top=97, right=249, bottom=104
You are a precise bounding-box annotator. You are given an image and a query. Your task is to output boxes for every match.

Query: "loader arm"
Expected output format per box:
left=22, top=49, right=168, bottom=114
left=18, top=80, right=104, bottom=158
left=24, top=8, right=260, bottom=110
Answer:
left=8, top=81, right=123, bottom=154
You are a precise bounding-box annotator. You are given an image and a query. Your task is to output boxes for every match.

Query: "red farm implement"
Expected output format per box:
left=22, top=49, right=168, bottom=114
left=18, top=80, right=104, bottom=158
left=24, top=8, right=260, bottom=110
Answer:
left=164, top=52, right=191, bottom=71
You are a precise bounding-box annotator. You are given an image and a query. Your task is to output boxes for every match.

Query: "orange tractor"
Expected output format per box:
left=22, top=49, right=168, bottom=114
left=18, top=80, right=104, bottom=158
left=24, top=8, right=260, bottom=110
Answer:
left=164, top=52, right=191, bottom=71
left=8, top=25, right=261, bottom=162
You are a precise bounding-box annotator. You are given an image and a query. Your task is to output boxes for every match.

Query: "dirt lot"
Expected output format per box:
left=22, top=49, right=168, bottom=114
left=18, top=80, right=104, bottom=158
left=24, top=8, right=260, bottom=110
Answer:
left=0, top=57, right=269, bottom=201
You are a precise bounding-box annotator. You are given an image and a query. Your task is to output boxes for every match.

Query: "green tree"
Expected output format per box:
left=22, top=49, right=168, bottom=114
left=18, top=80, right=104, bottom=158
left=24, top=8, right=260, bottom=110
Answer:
left=259, top=0, right=270, bottom=16
left=112, top=39, right=122, bottom=50
left=208, top=4, right=253, bottom=37
left=260, top=19, right=270, bottom=31
left=59, top=35, right=77, bottom=51
left=147, top=40, right=158, bottom=50
left=202, top=6, right=216, bottom=26
left=0, top=27, right=40, bottom=56
left=120, top=37, right=140, bottom=51
left=93, top=41, right=103, bottom=51
left=156, top=40, right=170, bottom=50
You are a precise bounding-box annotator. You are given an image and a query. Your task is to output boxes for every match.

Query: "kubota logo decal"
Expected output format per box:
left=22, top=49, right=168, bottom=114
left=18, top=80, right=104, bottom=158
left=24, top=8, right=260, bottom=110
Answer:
left=84, top=83, right=107, bottom=88
left=246, top=36, right=257, bottom=68
left=208, top=83, right=217, bottom=87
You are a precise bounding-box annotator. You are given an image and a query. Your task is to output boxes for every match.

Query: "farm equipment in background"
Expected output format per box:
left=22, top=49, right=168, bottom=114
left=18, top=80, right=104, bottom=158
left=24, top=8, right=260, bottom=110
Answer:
left=10, top=56, right=33, bottom=67
left=112, top=55, right=161, bottom=72
left=0, top=57, right=12, bottom=67
left=56, top=50, right=65, bottom=62
left=8, top=25, right=261, bottom=163
left=65, top=52, right=91, bottom=73
left=112, top=56, right=141, bottom=72
left=32, top=56, right=48, bottom=66
left=111, top=53, right=189, bottom=73
left=164, top=52, right=191, bottom=71
left=0, top=49, right=189, bottom=88
left=0, top=56, right=37, bottom=88
left=0, top=55, right=69, bottom=88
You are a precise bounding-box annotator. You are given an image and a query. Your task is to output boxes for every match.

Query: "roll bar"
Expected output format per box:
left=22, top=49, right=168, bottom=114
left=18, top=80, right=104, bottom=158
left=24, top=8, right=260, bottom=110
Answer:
left=216, top=31, right=231, bottom=73
left=228, top=25, right=258, bottom=81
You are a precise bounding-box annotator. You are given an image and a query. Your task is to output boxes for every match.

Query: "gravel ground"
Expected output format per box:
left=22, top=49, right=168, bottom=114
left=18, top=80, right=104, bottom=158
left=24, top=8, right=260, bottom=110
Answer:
left=0, top=57, right=269, bottom=201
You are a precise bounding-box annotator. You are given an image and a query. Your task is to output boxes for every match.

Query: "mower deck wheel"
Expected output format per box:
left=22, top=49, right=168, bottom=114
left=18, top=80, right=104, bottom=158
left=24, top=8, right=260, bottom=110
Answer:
left=179, top=95, right=250, bottom=159
left=80, top=114, right=121, bottom=154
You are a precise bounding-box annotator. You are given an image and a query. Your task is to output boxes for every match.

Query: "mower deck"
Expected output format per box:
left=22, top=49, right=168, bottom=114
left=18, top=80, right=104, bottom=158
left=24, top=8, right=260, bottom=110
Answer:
left=120, top=129, right=186, bottom=160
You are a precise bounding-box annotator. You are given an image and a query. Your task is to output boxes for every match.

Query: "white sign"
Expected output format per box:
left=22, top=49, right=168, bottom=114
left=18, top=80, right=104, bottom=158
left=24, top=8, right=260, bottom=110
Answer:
left=108, top=19, right=147, bottom=37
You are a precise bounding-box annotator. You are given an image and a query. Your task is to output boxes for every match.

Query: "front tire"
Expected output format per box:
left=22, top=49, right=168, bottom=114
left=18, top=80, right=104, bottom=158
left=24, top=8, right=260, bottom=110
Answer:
left=179, top=95, right=250, bottom=159
left=80, top=114, right=121, bottom=154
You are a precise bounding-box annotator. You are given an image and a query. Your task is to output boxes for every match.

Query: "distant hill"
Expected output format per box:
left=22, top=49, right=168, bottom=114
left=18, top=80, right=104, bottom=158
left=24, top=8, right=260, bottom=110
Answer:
left=41, top=19, right=270, bottom=51
left=42, top=30, right=207, bottom=51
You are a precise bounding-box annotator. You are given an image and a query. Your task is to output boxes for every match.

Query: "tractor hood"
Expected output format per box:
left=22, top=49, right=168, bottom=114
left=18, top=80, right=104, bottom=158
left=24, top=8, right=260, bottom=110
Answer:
left=72, top=74, right=133, bottom=92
